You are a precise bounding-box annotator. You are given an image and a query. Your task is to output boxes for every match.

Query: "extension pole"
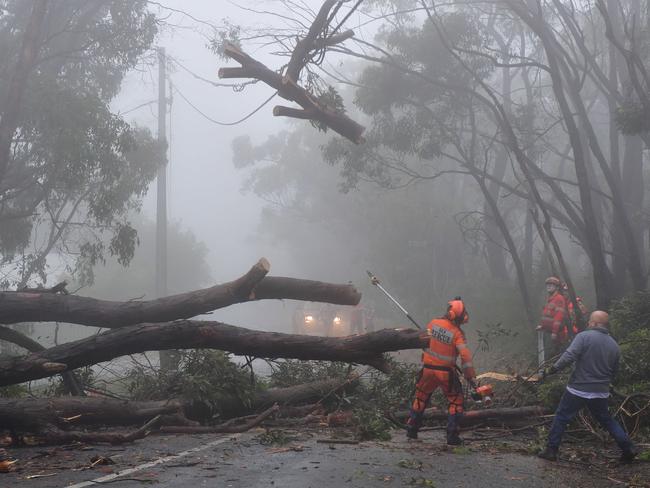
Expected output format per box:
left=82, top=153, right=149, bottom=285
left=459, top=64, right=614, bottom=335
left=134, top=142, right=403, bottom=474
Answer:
left=366, top=270, right=422, bottom=330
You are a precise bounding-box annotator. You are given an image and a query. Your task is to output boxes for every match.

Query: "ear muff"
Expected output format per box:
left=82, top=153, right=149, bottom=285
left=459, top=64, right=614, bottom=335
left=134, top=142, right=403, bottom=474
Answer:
left=447, top=299, right=468, bottom=324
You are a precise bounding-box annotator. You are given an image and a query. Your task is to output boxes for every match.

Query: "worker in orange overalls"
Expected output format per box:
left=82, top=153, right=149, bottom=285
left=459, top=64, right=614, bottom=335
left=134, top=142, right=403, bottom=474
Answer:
left=536, top=276, right=569, bottom=345
left=406, top=298, right=476, bottom=444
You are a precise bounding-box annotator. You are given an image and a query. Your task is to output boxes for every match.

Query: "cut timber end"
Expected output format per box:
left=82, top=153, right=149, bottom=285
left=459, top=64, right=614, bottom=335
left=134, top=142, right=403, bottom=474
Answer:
left=42, top=362, right=66, bottom=373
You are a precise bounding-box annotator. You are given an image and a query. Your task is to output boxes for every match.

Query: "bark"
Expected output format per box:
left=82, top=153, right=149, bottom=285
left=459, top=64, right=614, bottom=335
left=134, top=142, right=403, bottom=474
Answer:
left=0, top=325, right=84, bottom=396
left=392, top=405, right=548, bottom=425
left=0, top=397, right=185, bottom=430
left=0, top=378, right=358, bottom=431
left=160, top=404, right=279, bottom=434
left=0, top=0, right=48, bottom=183
left=9, top=415, right=163, bottom=447
left=0, top=326, right=423, bottom=386
left=0, top=258, right=361, bottom=327
left=219, top=43, right=365, bottom=144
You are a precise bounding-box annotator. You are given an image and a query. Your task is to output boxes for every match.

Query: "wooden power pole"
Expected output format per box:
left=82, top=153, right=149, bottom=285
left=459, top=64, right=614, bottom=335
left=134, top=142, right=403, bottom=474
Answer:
left=156, top=47, right=178, bottom=371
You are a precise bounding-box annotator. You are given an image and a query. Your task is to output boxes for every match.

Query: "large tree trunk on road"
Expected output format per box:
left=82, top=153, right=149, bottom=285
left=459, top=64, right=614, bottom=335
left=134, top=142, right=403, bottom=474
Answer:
left=0, top=377, right=360, bottom=431
left=0, top=325, right=427, bottom=386
left=0, top=258, right=361, bottom=327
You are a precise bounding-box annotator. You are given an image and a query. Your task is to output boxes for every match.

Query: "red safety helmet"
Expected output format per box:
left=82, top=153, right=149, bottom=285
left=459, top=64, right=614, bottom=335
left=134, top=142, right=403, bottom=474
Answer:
left=447, top=297, right=469, bottom=324
left=545, top=276, right=561, bottom=286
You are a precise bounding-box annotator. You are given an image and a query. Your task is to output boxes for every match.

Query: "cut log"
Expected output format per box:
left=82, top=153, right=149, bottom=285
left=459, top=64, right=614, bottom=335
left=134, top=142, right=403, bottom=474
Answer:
left=391, top=406, right=549, bottom=425
left=0, top=377, right=360, bottom=430
left=0, top=258, right=361, bottom=327
left=0, top=325, right=427, bottom=386
left=12, top=415, right=162, bottom=446
left=219, top=43, right=365, bottom=144
left=0, top=397, right=185, bottom=430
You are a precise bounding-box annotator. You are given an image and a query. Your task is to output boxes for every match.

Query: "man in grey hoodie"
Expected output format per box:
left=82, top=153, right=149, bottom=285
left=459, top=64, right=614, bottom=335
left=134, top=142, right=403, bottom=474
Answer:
left=538, top=311, right=639, bottom=463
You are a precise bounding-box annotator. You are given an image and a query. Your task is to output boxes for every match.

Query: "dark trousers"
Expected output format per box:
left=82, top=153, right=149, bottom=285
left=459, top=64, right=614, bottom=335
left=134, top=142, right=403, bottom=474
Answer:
left=547, top=389, right=633, bottom=452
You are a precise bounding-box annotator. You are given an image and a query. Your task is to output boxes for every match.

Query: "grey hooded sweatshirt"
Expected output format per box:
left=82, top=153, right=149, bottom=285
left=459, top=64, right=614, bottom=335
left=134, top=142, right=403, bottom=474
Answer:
left=553, top=327, right=620, bottom=394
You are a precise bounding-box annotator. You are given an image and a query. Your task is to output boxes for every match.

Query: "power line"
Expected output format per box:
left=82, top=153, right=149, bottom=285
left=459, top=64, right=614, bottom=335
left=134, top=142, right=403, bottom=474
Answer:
left=167, top=55, right=256, bottom=91
left=173, top=85, right=277, bottom=126
left=118, top=99, right=157, bottom=116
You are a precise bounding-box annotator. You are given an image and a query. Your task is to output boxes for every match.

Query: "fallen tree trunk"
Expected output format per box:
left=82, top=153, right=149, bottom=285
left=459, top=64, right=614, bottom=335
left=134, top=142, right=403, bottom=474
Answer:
left=0, top=325, right=84, bottom=396
left=0, top=377, right=360, bottom=429
left=392, top=406, right=549, bottom=425
left=0, top=325, right=427, bottom=385
left=0, top=397, right=185, bottom=430
left=0, top=258, right=361, bottom=327
left=10, top=415, right=163, bottom=447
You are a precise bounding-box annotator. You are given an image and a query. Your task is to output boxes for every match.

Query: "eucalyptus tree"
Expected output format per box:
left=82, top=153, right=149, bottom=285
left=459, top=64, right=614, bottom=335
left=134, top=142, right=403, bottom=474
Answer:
left=0, top=0, right=162, bottom=289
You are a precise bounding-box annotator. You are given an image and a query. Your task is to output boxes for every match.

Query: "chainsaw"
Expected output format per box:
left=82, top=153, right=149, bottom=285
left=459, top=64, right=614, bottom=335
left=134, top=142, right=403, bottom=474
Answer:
left=367, top=270, right=494, bottom=406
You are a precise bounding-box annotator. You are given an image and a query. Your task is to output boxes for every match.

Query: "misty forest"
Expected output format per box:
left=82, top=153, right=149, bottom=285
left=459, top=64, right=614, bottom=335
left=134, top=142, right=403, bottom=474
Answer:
left=1, top=1, right=650, bottom=486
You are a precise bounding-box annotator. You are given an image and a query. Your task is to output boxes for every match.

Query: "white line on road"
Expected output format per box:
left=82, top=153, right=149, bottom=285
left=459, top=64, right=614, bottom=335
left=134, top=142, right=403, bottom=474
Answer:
left=63, top=433, right=242, bottom=488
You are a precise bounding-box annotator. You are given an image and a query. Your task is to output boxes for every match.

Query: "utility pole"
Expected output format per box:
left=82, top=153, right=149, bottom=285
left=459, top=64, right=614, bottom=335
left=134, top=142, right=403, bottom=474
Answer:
left=156, top=47, right=177, bottom=371
left=156, top=47, right=168, bottom=301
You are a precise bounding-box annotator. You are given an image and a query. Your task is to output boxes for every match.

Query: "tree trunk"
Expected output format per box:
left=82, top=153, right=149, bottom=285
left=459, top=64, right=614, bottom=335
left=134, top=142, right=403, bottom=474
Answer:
left=0, top=325, right=84, bottom=396
left=392, top=405, right=548, bottom=425
left=0, top=377, right=359, bottom=431
left=0, top=259, right=361, bottom=327
left=0, top=325, right=427, bottom=385
left=0, top=0, right=48, bottom=183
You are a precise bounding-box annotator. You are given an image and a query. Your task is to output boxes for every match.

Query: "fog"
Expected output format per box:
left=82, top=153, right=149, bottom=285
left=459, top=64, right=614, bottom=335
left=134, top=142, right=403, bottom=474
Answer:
left=1, top=0, right=649, bottom=371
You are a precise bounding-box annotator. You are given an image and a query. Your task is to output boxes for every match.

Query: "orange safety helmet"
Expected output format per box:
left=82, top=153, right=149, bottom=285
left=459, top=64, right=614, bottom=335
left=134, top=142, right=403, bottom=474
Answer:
left=447, top=297, right=469, bottom=324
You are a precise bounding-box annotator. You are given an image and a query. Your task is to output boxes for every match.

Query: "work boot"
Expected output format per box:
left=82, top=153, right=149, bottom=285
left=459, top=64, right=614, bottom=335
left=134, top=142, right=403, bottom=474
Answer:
left=537, top=446, right=558, bottom=461
left=446, top=413, right=463, bottom=446
left=620, top=446, right=640, bottom=464
left=406, top=426, right=418, bottom=440
left=406, top=409, right=423, bottom=441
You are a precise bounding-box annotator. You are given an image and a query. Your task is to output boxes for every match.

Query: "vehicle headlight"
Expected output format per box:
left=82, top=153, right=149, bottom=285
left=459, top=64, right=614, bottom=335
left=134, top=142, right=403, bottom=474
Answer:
left=304, top=315, right=314, bottom=325
left=333, top=316, right=342, bottom=326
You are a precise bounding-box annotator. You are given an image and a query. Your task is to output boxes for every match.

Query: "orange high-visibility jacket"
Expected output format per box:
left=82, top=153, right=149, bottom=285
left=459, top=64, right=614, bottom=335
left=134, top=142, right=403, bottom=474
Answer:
left=540, top=291, right=567, bottom=335
left=422, top=318, right=475, bottom=379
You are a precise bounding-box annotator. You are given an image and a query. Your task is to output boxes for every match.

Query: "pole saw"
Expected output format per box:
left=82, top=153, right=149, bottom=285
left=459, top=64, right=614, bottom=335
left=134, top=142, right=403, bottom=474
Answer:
left=366, top=270, right=493, bottom=406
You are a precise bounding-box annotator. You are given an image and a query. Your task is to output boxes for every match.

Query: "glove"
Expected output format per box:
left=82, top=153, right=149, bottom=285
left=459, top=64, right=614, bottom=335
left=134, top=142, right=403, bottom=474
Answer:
left=541, top=365, right=557, bottom=380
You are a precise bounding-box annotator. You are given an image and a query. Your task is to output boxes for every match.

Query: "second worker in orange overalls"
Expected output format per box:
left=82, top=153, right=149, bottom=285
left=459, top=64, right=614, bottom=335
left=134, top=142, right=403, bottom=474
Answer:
left=406, top=298, right=476, bottom=444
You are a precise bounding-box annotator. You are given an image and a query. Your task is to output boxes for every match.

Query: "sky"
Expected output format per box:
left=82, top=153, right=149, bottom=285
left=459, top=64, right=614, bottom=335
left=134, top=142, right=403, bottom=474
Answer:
left=111, top=0, right=363, bottom=330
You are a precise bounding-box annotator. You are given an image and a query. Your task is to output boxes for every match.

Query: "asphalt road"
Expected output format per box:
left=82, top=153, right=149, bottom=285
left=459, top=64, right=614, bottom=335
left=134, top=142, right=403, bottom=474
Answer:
left=2, top=428, right=646, bottom=487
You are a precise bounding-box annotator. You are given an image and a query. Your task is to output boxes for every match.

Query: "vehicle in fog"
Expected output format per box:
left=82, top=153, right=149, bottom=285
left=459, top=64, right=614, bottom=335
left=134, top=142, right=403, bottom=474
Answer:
left=292, top=302, right=374, bottom=336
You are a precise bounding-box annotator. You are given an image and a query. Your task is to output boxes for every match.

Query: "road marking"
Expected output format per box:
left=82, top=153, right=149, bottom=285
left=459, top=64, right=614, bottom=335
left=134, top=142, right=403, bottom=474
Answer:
left=64, top=434, right=242, bottom=487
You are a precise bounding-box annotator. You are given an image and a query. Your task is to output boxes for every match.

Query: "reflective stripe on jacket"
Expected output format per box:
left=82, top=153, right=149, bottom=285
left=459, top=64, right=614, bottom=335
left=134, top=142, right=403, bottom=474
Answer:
left=540, top=291, right=567, bottom=335
left=422, top=318, right=475, bottom=379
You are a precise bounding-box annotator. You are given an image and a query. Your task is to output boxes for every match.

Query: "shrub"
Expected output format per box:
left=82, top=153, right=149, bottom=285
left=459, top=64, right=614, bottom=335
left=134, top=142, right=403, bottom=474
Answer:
left=127, top=350, right=256, bottom=420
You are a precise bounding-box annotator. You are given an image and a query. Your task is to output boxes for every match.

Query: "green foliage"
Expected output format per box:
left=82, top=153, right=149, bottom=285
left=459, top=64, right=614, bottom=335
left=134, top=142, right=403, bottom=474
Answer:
left=257, top=429, right=291, bottom=446
left=127, top=351, right=256, bottom=420
left=535, top=376, right=567, bottom=410
left=609, top=292, right=650, bottom=391
left=352, top=408, right=393, bottom=441
left=476, top=322, right=518, bottom=353
left=397, top=458, right=423, bottom=470
left=616, top=100, right=650, bottom=135
left=46, top=367, right=95, bottom=397
left=268, top=360, right=350, bottom=388
left=310, top=86, right=346, bottom=133
left=0, top=1, right=161, bottom=287
left=0, top=383, right=28, bottom=398
left=358, top=359, right=419, bottom=411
